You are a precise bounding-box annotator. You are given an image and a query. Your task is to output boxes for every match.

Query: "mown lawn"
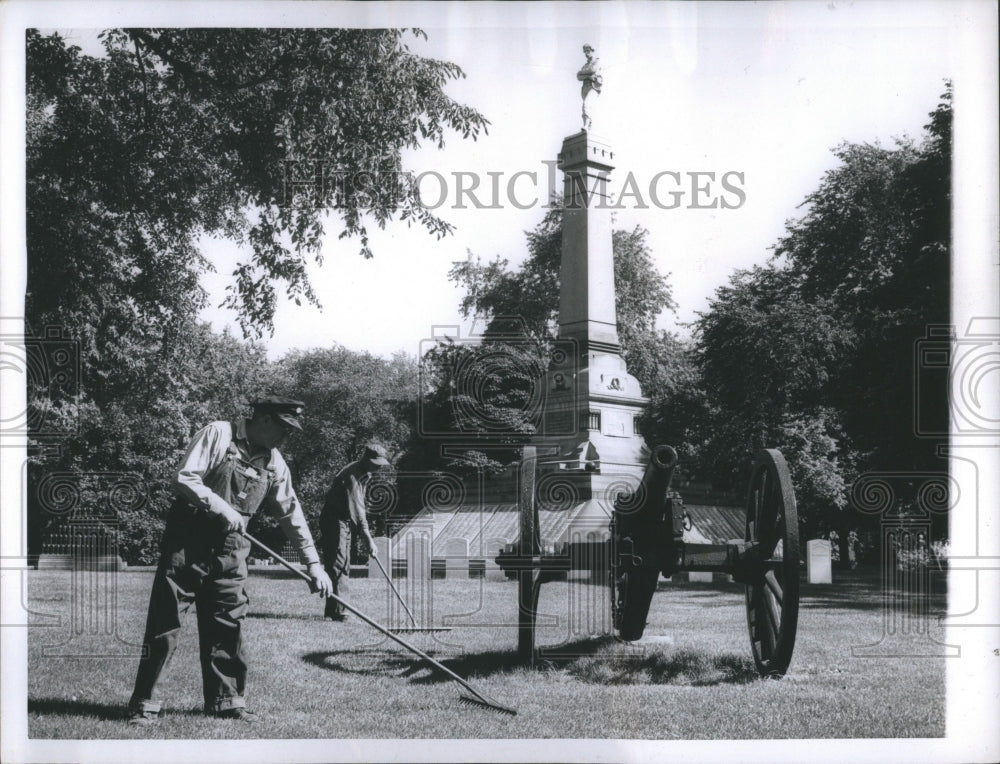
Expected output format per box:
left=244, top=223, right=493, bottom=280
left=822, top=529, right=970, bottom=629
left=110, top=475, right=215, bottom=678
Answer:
left=26, top=567, right=947, bottom=739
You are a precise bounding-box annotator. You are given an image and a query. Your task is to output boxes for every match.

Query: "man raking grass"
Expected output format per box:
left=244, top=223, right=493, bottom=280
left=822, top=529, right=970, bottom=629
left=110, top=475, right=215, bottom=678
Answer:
left=126, top=397, right=334, bottom=726
left=319, top=444, right=388, bottom=621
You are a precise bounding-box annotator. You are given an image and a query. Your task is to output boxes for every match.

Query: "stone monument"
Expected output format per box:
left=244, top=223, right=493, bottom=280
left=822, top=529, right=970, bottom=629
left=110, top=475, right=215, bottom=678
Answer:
left=538, top=45, right=649, bottom=529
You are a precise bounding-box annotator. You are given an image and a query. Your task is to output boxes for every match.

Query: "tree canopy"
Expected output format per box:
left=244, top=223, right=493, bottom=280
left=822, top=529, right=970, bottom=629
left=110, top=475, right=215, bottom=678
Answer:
left=27, top=27, right=488, bottom=352
left=24, top=29, right=952, bottom=565
left=657, top=84, right=953, bottom=542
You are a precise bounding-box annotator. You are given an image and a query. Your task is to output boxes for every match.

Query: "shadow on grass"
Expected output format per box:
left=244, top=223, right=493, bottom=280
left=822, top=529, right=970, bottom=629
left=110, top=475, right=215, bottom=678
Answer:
left=533, top=636, right=758, bottom=686
left=302, top=647, right=525, bottom=685
left=665, top=569, right=949, bottom=614
left=247, top=611, right=324, bottom=621
left=535, top=635, right=622, bottom=661
left=28, top=697, right=203, bottom=721
left=662, top=581, right=741, bottom=594
left=672, top=589, right=742, bottom=608
left=801, top=570, right=947, bottom=613
left=303, top=636, right=758, bottom=688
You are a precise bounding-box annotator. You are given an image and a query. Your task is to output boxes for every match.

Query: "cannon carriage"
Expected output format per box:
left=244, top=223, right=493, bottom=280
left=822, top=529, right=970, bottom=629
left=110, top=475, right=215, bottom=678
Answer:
left=496, top=443, right=801, bottom=678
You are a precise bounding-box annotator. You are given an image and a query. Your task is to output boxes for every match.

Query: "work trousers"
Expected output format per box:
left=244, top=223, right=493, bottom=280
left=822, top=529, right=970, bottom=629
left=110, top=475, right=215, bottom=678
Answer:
left=322, top=518, right=352, bottom=618
left=129, top=515, right=251, bottom=714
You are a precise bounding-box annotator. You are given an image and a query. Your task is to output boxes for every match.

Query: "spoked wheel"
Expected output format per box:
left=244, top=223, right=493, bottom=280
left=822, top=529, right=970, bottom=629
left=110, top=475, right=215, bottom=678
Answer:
left=744, top=449, right=800, bottom=677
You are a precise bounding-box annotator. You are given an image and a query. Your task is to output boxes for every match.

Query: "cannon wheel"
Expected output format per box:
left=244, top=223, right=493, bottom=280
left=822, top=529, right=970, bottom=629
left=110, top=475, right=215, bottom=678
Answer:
left=744, top=449, right=800, bottom=678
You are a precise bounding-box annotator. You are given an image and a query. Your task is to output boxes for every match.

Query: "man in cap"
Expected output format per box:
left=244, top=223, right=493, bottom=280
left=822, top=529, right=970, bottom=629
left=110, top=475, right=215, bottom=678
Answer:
left=127, top=397, right=333, bottom=725
left=319, top=443, right=390, bottom=620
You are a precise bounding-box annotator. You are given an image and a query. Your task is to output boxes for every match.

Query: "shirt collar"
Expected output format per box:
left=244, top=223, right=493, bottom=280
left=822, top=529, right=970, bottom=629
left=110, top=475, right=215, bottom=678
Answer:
left=236, top=418, right=272, bottom=462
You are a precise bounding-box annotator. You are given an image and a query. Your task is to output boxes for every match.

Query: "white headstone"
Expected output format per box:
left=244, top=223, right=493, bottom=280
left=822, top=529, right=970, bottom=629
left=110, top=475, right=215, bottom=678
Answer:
left=444, top=537, right=470, bottom=579
left=807, top=539, right=833, bottom=583
left=484, top=537, right=509, bottom=581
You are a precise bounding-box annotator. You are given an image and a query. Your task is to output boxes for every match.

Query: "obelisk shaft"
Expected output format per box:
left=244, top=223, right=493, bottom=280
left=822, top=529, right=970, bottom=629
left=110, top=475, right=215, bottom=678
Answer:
left=557, top=132, right=620, bottom=353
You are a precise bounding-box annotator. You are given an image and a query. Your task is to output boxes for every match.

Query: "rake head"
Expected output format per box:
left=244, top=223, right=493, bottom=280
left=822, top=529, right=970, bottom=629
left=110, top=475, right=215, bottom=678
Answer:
left=458, top=691, right=518, bottom=716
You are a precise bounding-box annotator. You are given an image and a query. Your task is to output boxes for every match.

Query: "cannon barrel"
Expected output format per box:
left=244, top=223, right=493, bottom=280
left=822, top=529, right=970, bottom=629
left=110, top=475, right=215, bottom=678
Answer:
left=611, top=444, right=682, bottom=641
left=614, top=444, right=678, bottom=525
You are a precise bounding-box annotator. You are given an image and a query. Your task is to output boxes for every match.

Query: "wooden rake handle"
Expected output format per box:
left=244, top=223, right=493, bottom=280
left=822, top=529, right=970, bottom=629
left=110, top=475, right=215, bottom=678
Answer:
left=371, top=552, right=418, bottom=627
left=240, top=531, right=516, bottom=715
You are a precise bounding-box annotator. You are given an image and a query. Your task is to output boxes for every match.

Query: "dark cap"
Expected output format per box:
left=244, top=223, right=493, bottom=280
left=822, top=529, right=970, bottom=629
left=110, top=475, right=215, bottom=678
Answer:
left=253, top=396, right=305, bottom=431
left=362, top=443, right=390, bottom=467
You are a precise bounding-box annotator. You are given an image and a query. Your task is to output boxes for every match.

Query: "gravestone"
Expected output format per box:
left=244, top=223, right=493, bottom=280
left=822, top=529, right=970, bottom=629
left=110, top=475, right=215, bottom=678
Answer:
left=807, top=538, right=833, bottom=583
left=444, top=537, right=470, bottom=579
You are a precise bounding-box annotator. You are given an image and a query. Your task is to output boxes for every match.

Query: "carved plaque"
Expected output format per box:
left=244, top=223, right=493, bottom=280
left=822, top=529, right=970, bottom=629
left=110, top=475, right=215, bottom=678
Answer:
left=601, top=410, right=631, bottom=438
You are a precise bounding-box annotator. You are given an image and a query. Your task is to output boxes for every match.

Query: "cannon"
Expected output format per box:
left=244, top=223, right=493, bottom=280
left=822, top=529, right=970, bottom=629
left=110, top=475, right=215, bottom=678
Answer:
left=611, top=445, right=800, bottom=676
left=497, top=444, right=801, bottom=678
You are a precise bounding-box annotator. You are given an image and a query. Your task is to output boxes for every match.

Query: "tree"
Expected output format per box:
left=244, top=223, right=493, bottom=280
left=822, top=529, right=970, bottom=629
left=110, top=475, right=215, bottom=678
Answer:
left=688, top=85, right=952, bottom=547
left=27, top=28, right=489, bottom=348
left=448, top=204, right=677, bottom=392
left=25, top=28, right=487, bottom=560
left=774, top=86, right=951, bottom=475
left=27, top=321, right=272, bottom=564
left=406, top=332, right=546, bottom=478
left=635, top=332, right=712, bottom=476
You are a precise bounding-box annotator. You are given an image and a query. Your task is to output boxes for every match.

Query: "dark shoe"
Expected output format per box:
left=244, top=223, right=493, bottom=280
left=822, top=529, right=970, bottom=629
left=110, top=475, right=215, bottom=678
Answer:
left=127, top=709, right=160, bottom=727
left=212, top=707, right=257, bottom=723
left=325, top=613, right=349, bottom=621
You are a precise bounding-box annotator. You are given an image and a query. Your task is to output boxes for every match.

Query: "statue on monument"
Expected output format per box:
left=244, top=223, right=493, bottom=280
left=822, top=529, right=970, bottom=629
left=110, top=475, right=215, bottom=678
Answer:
left=577, top=44, right=603, bottom=131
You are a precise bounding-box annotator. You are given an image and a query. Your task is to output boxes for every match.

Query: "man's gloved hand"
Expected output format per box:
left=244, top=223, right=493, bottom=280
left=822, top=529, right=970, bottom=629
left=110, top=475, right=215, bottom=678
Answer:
left=216, top=505, right=247, bottom=534
left=365, top=534, right=378, bottom=558
left=306, top=563, right=333, bottom=598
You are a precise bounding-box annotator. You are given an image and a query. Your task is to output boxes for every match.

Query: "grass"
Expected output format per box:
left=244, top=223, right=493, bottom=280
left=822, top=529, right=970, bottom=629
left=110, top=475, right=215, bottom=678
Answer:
left=25, top=567, right=947, bottom=739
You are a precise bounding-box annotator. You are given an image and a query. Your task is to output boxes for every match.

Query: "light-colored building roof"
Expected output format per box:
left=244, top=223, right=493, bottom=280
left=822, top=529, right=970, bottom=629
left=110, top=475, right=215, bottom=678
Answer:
left=391, top=498, right=745, bottom=557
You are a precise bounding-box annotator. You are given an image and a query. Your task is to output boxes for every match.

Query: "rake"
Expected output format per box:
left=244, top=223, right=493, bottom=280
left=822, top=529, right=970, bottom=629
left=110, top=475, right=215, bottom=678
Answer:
left=370, top=553, right=452, bottom=633
left=242, top=531, right=516, bottom=716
